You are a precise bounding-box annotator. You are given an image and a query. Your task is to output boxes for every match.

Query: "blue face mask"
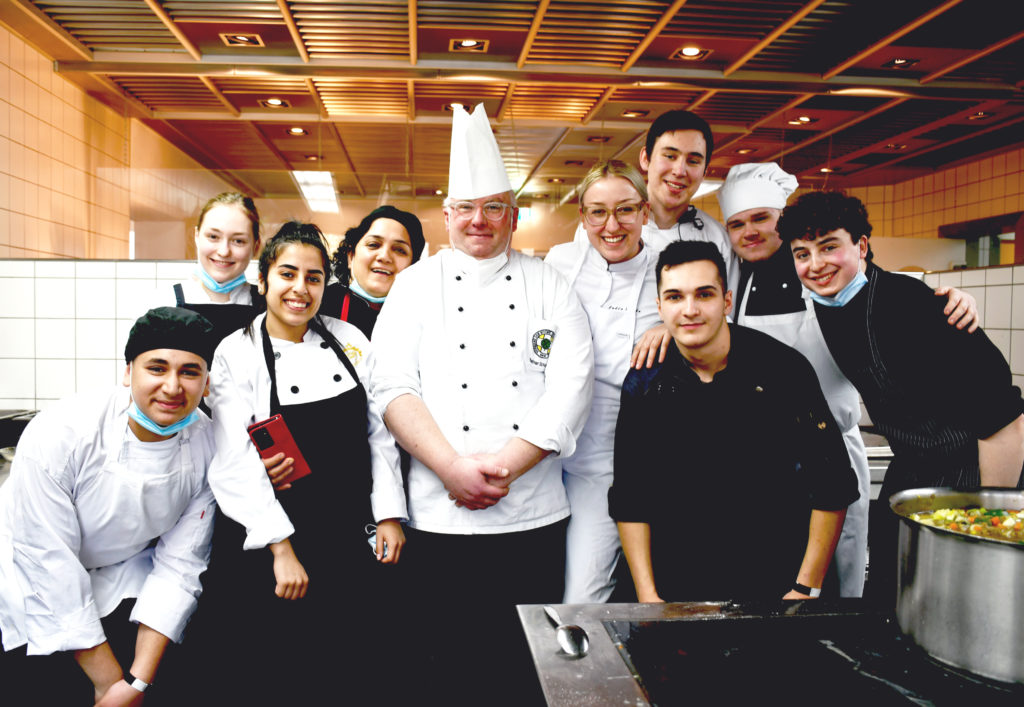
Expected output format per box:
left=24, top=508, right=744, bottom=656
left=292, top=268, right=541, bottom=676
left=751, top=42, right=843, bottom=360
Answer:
left=127, top=402, right=200, bottom=437
left=196, top=266, right=248, bottom=294
left=349, top=278, right=387, bottom=304
left=809, top=270, right=868, bottom=308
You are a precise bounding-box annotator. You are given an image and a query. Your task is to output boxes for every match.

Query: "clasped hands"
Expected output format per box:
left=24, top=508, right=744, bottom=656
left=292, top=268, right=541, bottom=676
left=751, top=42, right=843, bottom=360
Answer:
left=442, top=454, right=513, bottom=510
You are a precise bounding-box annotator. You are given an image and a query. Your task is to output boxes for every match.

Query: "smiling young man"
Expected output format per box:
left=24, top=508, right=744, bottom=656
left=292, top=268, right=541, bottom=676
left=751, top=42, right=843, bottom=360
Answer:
left=609, top=241, right=858, bottom=602
left=778, top=191, right=1024, bottom=601
left=0, top=307, right=218, bottom=705
left=638, top=110, right=740, bottom=294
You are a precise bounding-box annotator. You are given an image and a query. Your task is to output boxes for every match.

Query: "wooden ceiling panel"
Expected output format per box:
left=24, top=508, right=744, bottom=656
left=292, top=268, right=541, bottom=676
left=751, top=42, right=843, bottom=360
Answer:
left=6, top=0, right=1020, bottom=215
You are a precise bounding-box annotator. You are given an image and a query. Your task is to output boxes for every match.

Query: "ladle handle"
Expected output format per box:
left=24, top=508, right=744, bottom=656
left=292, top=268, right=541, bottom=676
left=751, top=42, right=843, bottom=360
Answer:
left=542, top=605, right=562, bottom=628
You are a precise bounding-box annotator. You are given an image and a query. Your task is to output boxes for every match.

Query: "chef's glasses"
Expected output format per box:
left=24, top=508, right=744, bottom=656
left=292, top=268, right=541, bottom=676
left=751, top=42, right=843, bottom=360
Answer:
left=581, top=201, right=645, bottom=227
left=449, top=201, right=513, bottom=221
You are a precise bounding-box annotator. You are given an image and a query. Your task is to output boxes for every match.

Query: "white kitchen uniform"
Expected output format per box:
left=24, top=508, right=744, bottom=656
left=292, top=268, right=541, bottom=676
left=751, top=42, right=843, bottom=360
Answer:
left=0, top=388, right=216, bottom=655
left=206, top=313, right=406, bottom=549
left=546, top=238, right=661, bottom=602
left=644, top=210, right=739, bottom=296
left=737, top=278, right=870, bottom=597
left=372, top=248, right=595, bottom=534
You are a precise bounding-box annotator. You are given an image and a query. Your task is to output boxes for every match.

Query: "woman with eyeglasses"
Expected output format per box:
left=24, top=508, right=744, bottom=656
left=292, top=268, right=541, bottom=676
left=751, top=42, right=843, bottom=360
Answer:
left=545, top=160, right=666, bottom=604
left=320, top=205, right=425, bottom=338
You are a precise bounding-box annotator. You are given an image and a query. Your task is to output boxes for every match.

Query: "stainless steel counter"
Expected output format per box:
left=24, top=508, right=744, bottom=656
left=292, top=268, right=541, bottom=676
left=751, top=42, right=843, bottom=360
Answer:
left=518, top=601, right=1024, bottom=705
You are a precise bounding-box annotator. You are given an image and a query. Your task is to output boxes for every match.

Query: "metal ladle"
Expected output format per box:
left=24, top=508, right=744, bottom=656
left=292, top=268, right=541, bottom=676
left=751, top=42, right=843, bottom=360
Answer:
left=543, top=605, right=590, bottom=658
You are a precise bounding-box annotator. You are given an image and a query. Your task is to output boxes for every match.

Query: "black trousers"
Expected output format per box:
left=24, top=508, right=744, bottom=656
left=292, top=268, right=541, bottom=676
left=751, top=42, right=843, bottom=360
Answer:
left=400, top=519, right=568, bottom=707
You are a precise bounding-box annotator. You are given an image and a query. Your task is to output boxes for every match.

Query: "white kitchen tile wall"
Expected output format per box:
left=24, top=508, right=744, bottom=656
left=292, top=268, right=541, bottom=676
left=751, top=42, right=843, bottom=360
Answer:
left=0, top=259, right=259, bottom=408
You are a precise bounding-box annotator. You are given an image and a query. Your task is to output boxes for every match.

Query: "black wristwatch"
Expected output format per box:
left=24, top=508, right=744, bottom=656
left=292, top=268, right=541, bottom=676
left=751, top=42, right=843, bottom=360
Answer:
left=127, top=673, right=151, bottom=693
left=793, top=582, right=821, bottom=598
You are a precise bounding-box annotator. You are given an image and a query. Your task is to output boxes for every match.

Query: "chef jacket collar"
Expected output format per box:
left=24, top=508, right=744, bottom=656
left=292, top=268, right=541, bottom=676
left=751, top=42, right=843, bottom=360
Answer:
left=451, top=246, right=509, bottom=285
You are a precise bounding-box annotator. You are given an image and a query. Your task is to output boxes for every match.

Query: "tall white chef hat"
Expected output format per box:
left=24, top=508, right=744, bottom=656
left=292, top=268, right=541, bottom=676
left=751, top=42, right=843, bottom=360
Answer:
left=447, top=103, right=513, bottom=200
left=717, top=162, right=798, bottom=221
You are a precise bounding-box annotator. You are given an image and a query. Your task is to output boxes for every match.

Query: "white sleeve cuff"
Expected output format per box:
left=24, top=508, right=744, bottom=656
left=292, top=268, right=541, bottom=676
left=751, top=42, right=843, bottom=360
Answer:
left=130, top=574, right=198, bottom=644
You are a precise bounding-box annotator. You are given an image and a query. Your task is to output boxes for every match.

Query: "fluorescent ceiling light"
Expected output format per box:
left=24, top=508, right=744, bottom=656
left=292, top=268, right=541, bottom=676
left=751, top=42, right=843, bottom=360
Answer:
left=292, top=171, right=339, bottom=214
left=693, top=178, right=723, bottom=200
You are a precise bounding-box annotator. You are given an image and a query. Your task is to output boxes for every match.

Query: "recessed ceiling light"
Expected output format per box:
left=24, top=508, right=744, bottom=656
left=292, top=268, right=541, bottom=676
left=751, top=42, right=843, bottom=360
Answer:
left=621, top=109, right=649, bottom=119
left=882, top=57, right=919, bottom=69
left=435, top=189, right=443, bottom=195
left=671, top=45, right=711, bottom=61
left=819, top=167, right=836, bottom=173
left=564, top=160, right=584, bottom=166
left=967, top=111, right=994, bottom=120
left=444, top=102, right=465, bottom=112
left=788, top=116, right=818, bottom=126
left=547, top=178, right=564, bottom=184
left=220, top=33, right=264, bottom=47
left=259, top=98, right=290, bottom=109
left=587, top=136, right=611, bottom=143
left=449, top=38, right=489, bottom=53
left=884, top=143, right=907, bottom=150
left=305, top=155, right=320, bottom=161
left=735, top=148, right=756, bottom=155
left=288, top=127, right=307, bottom=136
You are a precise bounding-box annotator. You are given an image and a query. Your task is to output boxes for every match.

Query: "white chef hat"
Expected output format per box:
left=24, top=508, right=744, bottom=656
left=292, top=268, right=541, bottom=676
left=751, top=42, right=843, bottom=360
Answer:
left=447, top=103, right=513, bottom=200
left=717, top=162, right=798, bottom=221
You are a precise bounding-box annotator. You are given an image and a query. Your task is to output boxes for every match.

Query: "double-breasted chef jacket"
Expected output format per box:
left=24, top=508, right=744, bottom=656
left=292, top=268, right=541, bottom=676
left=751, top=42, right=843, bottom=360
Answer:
left=371, top=248, right=595, bottom=534
left=545, top=238, right=661, bottom=602
left=206, top=313, right=406, bottom=549
left=0, top=387, right=217, bottom=655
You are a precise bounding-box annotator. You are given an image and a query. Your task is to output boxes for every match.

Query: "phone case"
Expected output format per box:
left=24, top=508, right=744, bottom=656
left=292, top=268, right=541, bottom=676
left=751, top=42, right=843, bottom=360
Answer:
left=246, top=414, right=313, bottom=483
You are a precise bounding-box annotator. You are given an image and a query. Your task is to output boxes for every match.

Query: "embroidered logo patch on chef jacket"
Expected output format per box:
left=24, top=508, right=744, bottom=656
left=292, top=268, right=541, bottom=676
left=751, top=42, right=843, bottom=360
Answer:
left=343, top=343, right=363, bottom=366
left=532, top=329, right=555, bottom=359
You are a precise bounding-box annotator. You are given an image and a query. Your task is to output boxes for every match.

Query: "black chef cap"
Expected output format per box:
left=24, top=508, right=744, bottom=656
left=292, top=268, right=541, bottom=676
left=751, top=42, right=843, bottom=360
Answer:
left=125, top=307, right=217, bottom=367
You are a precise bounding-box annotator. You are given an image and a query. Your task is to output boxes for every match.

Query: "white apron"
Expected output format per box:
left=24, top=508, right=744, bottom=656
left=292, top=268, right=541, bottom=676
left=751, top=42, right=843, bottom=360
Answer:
left=738, top=276, right=870, bottom=597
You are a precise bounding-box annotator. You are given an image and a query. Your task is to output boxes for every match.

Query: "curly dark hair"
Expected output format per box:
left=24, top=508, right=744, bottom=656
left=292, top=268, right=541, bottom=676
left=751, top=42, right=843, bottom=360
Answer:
left=776, top=191, right=874, bottom=261
left=331, top=205, right=425, bottom=284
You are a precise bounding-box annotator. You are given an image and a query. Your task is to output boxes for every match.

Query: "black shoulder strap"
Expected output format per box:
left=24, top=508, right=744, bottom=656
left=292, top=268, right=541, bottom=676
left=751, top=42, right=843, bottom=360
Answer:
left=173, top=283, right=185, bottom=306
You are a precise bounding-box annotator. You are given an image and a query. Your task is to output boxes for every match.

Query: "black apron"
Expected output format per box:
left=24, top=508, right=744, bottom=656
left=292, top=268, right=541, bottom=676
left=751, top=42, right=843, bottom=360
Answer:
left=173, top=282, right=266, bottom=346
left=194, top=317, right=378, bottom=702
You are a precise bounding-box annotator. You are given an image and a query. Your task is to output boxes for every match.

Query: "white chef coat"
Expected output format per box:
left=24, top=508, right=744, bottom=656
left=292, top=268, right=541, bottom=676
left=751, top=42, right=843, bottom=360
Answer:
left=0, top=388, right=216, bottom=655
left=545, top=238, right=662, bottom=602
left=371, top=248, right=595, bottom=534
left=206, top=313, right=406, bottom=550
left=644, top=211, right=739, bottom=296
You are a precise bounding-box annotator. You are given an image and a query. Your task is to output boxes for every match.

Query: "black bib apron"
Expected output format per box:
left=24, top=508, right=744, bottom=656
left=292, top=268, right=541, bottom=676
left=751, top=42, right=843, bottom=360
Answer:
left=195, top=317, right=379, bottom=703
left=173, top=282, right=266, bottom=346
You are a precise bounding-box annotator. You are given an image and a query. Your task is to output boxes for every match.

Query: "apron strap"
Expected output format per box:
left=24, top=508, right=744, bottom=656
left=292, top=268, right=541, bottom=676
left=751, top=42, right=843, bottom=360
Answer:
left=173, top=283, right=185, bottom=307
left=340, top=291, right=351, bottom=322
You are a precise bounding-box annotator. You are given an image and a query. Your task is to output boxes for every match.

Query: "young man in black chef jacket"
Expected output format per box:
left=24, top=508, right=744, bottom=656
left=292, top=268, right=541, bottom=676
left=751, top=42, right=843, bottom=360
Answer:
left=610, top=241, right=858, bottom=601
left=777, top=190, right=1024, bottom=601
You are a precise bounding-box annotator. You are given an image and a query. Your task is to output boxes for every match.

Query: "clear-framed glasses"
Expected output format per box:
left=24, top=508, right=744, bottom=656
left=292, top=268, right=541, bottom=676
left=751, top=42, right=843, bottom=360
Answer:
left=582, top=202, right=645, bottom=227
left=450, top=201, right=512, bottom=221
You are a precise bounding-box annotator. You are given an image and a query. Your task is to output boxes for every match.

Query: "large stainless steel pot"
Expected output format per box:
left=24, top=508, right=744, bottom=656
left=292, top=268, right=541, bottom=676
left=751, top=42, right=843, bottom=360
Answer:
left=890, top=487, right=1024, bottom=683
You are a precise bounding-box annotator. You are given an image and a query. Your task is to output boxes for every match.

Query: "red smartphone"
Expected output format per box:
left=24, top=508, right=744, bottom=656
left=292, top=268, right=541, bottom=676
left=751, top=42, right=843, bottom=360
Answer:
left=246, top=414, right=312, bottom=484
